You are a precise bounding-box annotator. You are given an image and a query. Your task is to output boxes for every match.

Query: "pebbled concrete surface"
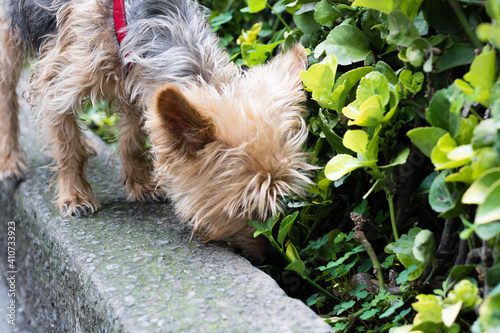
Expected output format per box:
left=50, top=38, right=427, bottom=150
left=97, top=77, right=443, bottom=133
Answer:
left=0, top=73, right=334, bottom=332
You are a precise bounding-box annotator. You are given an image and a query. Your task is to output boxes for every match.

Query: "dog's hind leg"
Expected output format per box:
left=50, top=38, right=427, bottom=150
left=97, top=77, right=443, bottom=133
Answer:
left=118, top=104, right=166, bottom=202
left=0, top=15, right=28, bottom=181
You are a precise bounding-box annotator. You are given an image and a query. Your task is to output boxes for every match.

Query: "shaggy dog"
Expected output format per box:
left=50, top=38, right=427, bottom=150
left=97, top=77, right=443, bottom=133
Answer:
left=0, top=0, right=313, bottom=254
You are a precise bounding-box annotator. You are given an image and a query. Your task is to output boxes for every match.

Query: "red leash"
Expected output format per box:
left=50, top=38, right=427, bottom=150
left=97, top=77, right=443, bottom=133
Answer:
left=113, top=0, right=127, bottom=45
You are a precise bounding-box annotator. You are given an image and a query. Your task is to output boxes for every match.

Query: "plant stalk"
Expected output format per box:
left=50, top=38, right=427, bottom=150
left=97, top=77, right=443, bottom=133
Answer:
left=448, top=0, right=483, bottom=48
left=266, top=3, right=291, bottom=32
left=386, top=191, right=399, bottom=241
left=352, top=213, right=386, bottom=293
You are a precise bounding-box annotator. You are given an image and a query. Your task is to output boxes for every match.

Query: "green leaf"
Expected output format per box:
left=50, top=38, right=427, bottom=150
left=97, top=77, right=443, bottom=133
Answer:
left=352, top=0, right=393, bottom=14
left=486, top=0, right=500, bottom=21
left=325, top=25, right=372, bottom=66
left=447, top=144, right=475, bottom=161
left=247, top=219, right=269, bottom=238
left=477, top=22, right=500, bottom=50
left=479, top=288, right=500, bottom=331
left=431, top=134, right=471, bottom=170
left=385, top=227, right=429, bottom=280
left=285, top=260, right=306, bottom=276
left=386, top=11, right=420, bottom=47
left=445, top=166, right=475, bottom=185
left=318, top=110, right=353, bottom=155
left=375, top=61, right=398, bottom=88
left=397, top=69, right=425, bottom=96
left=442, top=301, right=463, bottom=327
left=285, top=241, right=301, bottom=262
left=425, top=88, right=463, bottom=137
left=381, top=91, right=399, bottom=124
left=325, top=154, right=364, bottom=181
left=411, top=294, right=444, bottom=323
left=277, top=211, right=299, bottom=246
left=300, top=55, right=337, bottom=93
left=475, top=221, right=500, bottom=240
left=344, top=95, right=384, bottom=126
left=472, top=118, right=498, bottom=149
left=424, top=0, right=462, bottom=34
left=429, top=170, right=454, bottom=213
left=448, top=280, right=482, bottom=311
left=314, top=0, right=341, bottom=27
left=293, top=8, right=322, bottom=36
left=380, top=148, right=410, bottom=168
left=353, top=0, right=423, bottom=18
left=449, top=265, right=477, bottom=282
left=379, top=301, right=405, bottom=319
left=436, top=43, right=476, bottom=73
left=462, top=168, right=500, bottom=204
left=393, top=0, right=424, bottom=19
left=455, top=50, right=496, bottom=107
left=343, top=130, right=369, bottom=157
left=475, top=179, right=500, bottom=224
left=247, top=0, right=267, bottom=13
left=366, top=125, right=381, bottom=161
left=407, top=127, right=448, bottom=158
left=330, top=67, right=374, bottom=111
left=357, top=71, right=390, bottom=106
left=412, top=229, right=435, bottom=265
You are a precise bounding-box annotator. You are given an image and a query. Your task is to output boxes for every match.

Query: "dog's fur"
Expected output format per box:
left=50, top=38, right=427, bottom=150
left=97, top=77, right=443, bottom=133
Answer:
left=0, top=0, right=313, bottom=254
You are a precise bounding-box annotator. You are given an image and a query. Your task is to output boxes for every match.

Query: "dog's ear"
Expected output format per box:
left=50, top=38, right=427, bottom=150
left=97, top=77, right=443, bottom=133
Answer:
left=248, top=44, right=308, bottom=106
left=267, top=43, right=307, bottom=89
left=273, top=43, right=308, bottom=76
left=151, top=84, right=215, bottom=156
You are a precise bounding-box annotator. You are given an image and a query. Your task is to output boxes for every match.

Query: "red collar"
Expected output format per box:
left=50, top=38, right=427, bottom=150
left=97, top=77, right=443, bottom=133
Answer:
left=113, top=0, right=127, bottom=45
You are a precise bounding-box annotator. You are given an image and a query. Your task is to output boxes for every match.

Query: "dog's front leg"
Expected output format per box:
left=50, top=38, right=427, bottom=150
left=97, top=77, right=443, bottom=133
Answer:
left=41, top=110, right=100, bottom=218
left=118, top=104, right=166, bottom=202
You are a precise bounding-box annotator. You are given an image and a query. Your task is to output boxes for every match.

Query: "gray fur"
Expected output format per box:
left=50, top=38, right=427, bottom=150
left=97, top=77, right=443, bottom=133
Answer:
left=122, top=0, right=233, bottom=100
left=6, top=0, right=70, bottom=52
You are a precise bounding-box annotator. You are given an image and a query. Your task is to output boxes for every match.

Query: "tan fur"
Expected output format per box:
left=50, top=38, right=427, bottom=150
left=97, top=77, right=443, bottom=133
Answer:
left=148, top=45, right=315, bottom=254
left=0, top=0, right=314, bottom=255
left=0, top=9, right=27, bottom=180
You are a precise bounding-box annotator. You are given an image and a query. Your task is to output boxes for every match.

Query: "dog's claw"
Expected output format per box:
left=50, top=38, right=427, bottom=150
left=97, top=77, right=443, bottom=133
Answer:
left=73, top=208, right=82, bottom=219
left=81, top=205, right=88, bottom=217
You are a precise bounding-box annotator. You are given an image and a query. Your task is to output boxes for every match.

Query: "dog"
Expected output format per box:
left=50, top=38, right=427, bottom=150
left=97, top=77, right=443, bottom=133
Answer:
left=0, top=0, right=313, bottom=255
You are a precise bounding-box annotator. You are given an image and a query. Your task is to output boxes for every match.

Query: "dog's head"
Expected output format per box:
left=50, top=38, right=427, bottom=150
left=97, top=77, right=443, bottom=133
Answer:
left=147, top=45, right=314, bottom=255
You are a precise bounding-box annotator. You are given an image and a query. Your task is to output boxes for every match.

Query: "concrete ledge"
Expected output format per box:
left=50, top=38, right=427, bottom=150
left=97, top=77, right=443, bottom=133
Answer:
left=0, top=75, right=333, bottom=332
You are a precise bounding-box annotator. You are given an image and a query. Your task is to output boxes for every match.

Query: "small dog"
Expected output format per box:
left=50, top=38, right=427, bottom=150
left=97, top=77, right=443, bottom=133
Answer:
left=0, top=0, right=313, bottom=254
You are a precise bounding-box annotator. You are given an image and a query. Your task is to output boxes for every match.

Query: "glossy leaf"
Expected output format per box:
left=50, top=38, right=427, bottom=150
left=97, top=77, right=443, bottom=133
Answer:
left=475, top=179, right=500, bottom=224
left=431, top=134, right=471, bottom=170
left=325, top=154, right=364, bottom=181
left=343, top=130, right=368, bottom=157
left=356, top=71, right=390, bottom=106
left=345, top=95, right=384, bottom=126
left=385, top=228, right=429, bottom=280
left=462, top=168, right=500, bottom=204
left=429, top=170, right=454, bottom=213
left=277, top=211, right=299, bottom=246
left=325, top=25, right=372, bottom=65
left=300, top=55, right=337, bottom=93
left=407, top=127, right=447, bottom=158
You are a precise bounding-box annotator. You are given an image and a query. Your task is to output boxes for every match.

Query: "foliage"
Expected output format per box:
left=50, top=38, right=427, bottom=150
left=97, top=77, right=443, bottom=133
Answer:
left=81, top=0, right=500, bottom=331
left=204, top=0, right=500, bottom=331
left=81, top=101, right=119, bottom=146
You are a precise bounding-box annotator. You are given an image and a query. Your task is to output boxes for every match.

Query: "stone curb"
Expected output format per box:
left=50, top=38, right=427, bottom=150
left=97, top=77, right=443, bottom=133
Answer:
left=0, top=74, right=334, bottom=332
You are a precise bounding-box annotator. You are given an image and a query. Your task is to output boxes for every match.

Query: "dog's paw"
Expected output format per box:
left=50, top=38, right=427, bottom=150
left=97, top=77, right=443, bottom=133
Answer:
left=0, top=156, right=28, bottom=182
left=57, top=196, right=100, bottom=218
left=127, top=182, right=168, bottom=203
